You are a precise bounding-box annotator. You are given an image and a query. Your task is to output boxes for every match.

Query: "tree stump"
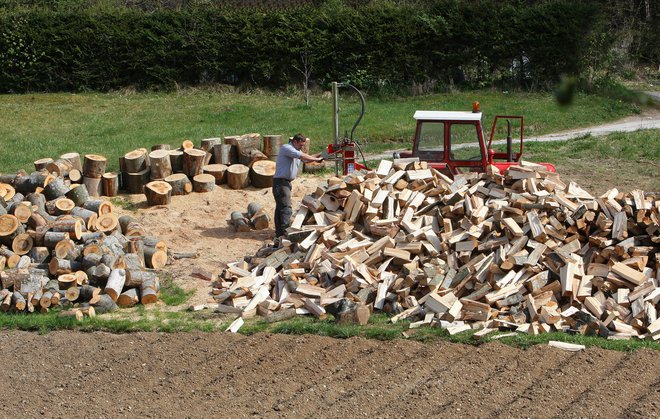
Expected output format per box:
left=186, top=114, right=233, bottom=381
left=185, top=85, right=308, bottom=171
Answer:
left=183, top=149, right=206, bottom=178
left=60, top=152, right=82, bottom=171
left=236, top=133, right=262, bottom=166
left=227, top=164, right=250, bottom=189
left=83, top=176, right=102, bottom=197
left=83, top=154, right=107, bottom=178
left=192, top=174, right=216, bottom=193
left=124, top=149, right=148, bottom=173
left=203, top=164, right=227, bottom=185
left=250, top=160, right=276, bottom=188
left=145, top=181, right=172, bottom=206
left=148, top=149, right=173, bottom=180
left=65, top=184, right=90, bottom=206
left=102, top=172, right=119, bottom=197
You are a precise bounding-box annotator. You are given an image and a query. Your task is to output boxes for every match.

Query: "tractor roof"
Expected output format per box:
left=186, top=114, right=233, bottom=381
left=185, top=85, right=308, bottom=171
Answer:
left=413, top=111, right=482, bottom=122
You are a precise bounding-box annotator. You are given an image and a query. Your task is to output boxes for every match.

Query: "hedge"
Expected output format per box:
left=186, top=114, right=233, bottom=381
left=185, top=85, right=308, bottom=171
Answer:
left=0, top=0, right=635, bottom=93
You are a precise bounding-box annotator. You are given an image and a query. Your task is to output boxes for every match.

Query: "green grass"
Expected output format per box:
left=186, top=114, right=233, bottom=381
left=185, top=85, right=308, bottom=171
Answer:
left=0, top=89, right=643, bottom=173
left=1, top=308, right=657, bottom=351
left=159, top=273, right=195, bottom=306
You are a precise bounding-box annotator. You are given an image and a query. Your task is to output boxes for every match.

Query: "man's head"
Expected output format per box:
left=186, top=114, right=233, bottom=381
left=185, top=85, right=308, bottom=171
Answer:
left=291, top=133, right=307, bottom=150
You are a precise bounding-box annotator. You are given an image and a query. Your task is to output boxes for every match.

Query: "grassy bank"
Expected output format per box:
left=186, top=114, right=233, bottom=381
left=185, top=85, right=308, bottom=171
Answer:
left=0, top=89, right=643, bottom=173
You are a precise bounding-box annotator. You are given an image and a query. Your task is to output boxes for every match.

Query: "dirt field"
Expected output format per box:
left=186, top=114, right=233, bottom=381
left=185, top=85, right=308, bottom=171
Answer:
left=0, top=330, right=658, bottom=417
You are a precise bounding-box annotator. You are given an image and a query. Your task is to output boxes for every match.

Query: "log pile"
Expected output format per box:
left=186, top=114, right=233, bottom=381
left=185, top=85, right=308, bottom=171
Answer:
left=117, top=134, right=281, bottom=206
left=213, top=159, right=660, bottom=340
left=0, top=164, right=166, bottom=315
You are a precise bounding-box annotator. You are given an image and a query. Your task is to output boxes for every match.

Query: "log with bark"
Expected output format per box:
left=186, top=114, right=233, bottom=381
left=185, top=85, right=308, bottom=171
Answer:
left=124, top=149, right=148, bottom=173
left=164, top=173, right=192, bottom=196
left=192, top=174, right=216, bottom=193
left=144, top=181, right=172, bottom=206
left=83, top=176, right=102, bottom=197
left=250, top=159, right=276, bottom=188
left=83, top=154, right=107, bottom=179
left=227, top=164, right=250, bottom=189
left=102, top=172, right=119, bottom=197
left=183, top=149, right=206, bottom=178
left=65, top=184, right=90, bottom=206
left=148, top=149, right=173, bottom=180
left=203, top=164, right=227, bottom=185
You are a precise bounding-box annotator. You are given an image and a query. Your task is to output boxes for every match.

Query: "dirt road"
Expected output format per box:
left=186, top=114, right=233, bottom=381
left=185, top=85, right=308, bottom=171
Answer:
left=1, top=330, right=658, bottom=418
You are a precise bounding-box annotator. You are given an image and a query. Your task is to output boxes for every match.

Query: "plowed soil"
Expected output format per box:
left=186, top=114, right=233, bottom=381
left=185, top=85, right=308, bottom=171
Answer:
left=0, top=331, right=658, bottom=417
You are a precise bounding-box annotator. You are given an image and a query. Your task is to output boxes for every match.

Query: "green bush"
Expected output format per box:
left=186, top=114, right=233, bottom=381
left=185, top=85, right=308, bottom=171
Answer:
left=0, top=0, right=623, bottom=93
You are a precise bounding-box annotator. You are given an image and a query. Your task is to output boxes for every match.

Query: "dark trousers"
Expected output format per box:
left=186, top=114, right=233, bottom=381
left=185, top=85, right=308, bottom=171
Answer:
left=272, top=178, right=292, bottom=238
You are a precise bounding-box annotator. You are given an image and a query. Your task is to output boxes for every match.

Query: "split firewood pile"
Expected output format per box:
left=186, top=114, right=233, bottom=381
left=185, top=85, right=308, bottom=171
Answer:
left=214, top=159, right=659, bottom=340
left=0, top=155, right=167, bottom=317
left=230, top=202, right=271, bottom=232
left=127, top=134, right=282, bottom=206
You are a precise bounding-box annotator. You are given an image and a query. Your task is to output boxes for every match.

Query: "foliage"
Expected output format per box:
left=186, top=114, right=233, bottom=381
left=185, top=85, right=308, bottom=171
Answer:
left=0, top=0, right=628, bottom=93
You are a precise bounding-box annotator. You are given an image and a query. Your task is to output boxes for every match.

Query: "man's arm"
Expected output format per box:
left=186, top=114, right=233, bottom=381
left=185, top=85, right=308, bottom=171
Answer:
left=299, top=152, right=323, bottom=163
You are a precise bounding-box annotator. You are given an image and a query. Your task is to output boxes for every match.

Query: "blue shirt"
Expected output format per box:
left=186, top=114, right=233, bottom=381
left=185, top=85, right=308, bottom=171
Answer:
left=274, top=143, right=303, bottom=180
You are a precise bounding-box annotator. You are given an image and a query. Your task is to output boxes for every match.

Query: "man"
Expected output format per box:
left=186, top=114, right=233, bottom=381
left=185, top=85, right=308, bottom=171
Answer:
left=272, top=134, right=323, bottom=240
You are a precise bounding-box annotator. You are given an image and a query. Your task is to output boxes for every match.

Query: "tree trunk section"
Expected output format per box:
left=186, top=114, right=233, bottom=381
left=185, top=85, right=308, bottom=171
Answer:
left=263, top=135, right=283, bottom=161
left=117, top=288, right=139, bottom=307
left=227, top=164, right=250, bottom=189
left=104, top=268, right=126, bottom=302
left=203, top=164, right=227, bottom=185
left=230, top=211, right=251, bottom=232
left=65, top=184, right=90, bottom=206
left=12, top=233, right=33, bottom=255
left=43, top=177, right=69, bottom=200
left=126, top=169, right=150, bottom=194
left=102, top=172, right=119, bottom=197
left=183, top=149, right=206, bottom=178
left=61, top=152, right=83, bottom=171
left=46, top=159, right=73, bottom=178
left=52, top=218, right=83, bottom=240
left=164, top=173, right=192, bottom=196
left=34, top=158, right=54, bottom=171
left=192, top=174, right=216, bottom=193
left=148, top=149, right=173, bottom=180
left=213, top=143, right=235, bottom=165
left=83, top=199, right=113, bottom=215
left=250, top=160, right=276, bottom=188
left=95, top=213, right=119, bottom=233
left=144, top=246, right=167, bottom=269
left=83, top=154, right=107, bottom=178
left=124, top=149, right=148, bottom=173
left=169, top=150, right=183, bottom=173
left=145, top=181, right=172, bottom=206
left=83, top=176, right=102, bottom=197
left=54, top=198, right=75, bottom=215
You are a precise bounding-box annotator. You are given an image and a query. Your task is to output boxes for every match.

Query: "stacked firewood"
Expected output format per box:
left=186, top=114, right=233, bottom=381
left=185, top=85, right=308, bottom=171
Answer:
left=0, top=156, right=167, bottom=316
left=124, top=135, right=279, bottom=206
left=214, top=159, right=659, bottom=340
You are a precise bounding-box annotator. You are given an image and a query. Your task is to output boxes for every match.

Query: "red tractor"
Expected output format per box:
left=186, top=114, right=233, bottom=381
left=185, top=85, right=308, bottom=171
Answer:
left=395, top=102, right=555, bottom=176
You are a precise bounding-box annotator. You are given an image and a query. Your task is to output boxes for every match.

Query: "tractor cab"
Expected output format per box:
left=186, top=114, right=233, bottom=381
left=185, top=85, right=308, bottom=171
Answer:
left=398, top=102, right=555, bottom=177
